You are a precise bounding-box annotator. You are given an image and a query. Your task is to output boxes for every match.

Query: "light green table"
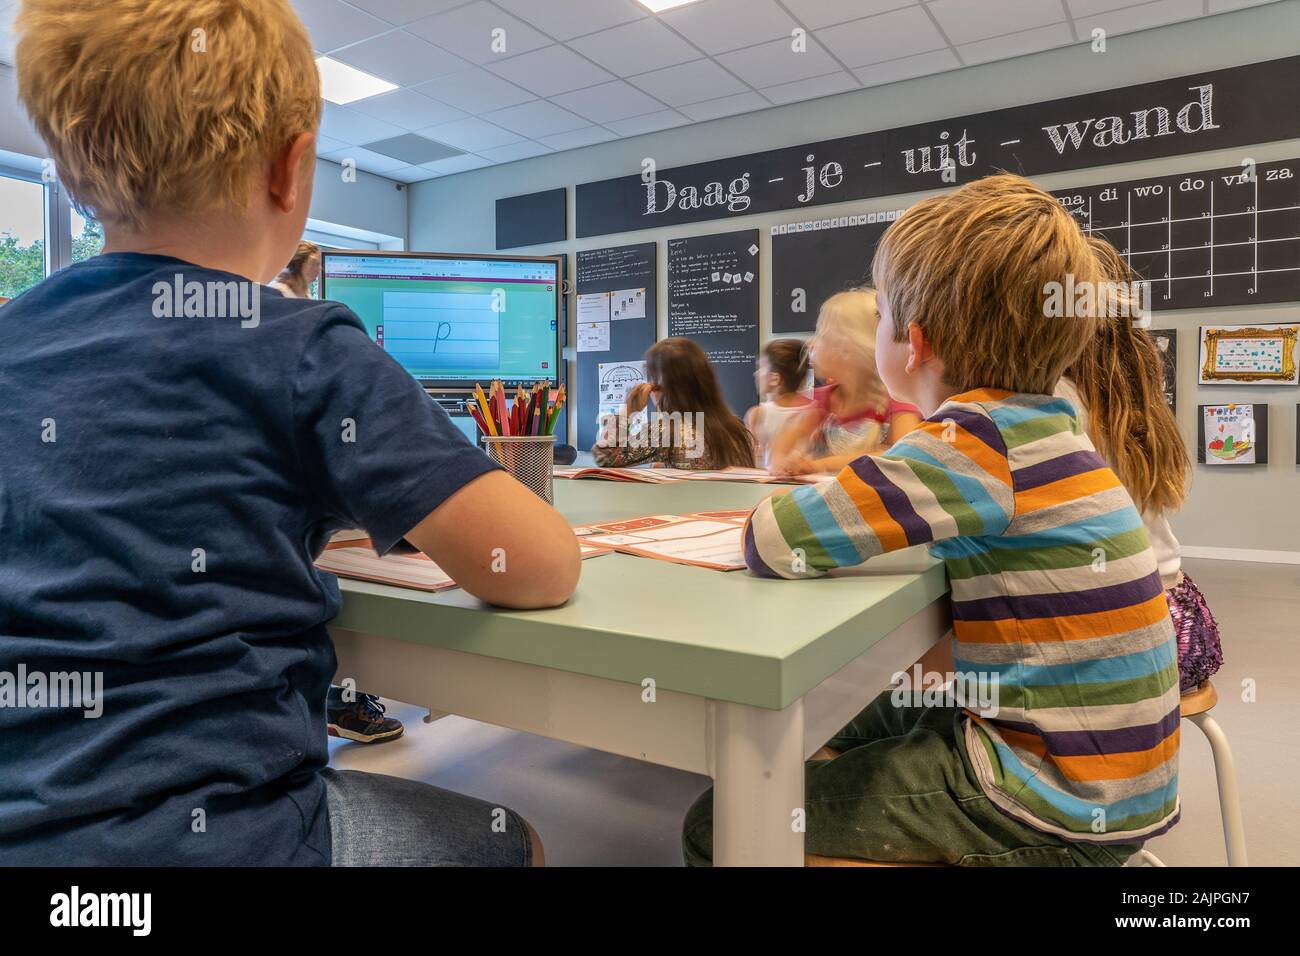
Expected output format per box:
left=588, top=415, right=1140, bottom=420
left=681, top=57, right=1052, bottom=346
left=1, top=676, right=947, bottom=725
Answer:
left=330, top=479, right=950, bottom=866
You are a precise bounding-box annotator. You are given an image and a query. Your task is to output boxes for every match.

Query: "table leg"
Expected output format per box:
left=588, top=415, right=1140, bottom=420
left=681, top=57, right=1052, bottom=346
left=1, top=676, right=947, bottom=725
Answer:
left=711, top=698, right=805, bottom=867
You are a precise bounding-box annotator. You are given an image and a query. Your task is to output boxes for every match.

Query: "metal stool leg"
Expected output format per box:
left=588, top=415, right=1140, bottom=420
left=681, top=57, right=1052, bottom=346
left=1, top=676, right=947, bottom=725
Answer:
left=1186, top=712, right=1248, bottom=867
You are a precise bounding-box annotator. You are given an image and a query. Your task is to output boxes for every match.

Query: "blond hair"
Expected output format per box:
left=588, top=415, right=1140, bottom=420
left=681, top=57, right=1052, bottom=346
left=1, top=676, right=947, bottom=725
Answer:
left=810, top=288, right=889, bottom=412
left=1067, top=238, right=1189, bottom=515
left=16, top=0, right=321, bottom=229
left=871, top=174, right=1104, bottom=395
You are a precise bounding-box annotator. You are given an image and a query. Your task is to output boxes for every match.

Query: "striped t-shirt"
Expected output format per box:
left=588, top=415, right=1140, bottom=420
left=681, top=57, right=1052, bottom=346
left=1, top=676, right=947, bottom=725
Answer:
left=745, top=388, right=1180, bottom=844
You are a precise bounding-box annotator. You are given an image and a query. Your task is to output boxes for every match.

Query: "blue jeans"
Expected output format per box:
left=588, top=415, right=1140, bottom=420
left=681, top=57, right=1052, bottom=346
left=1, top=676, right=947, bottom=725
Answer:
left=322, top=768, right=534, bottom=866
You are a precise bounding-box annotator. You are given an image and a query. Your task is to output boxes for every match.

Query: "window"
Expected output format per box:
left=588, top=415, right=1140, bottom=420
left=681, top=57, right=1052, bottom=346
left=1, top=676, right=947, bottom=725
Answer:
left=0, top=173, right=48, bottom=299
left=71, top=209, right=104, bottom=263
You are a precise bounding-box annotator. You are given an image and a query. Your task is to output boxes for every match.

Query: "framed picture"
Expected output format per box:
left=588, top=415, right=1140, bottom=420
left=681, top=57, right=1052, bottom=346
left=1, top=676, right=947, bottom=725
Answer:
left=1198, top=404, right=1268, bottom=465
left=1149, top=329, right=1177, bottom=411
left=1198, top=323, right=1299, bottom=385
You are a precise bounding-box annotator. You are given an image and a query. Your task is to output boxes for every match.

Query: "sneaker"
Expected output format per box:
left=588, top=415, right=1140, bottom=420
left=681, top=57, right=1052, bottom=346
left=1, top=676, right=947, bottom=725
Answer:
left=327, top=692, right=404, bottom=744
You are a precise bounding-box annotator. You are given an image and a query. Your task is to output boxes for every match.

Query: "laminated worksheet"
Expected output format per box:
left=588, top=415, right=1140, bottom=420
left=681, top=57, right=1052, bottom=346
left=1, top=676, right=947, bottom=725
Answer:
left=580, top=514, right=748, bottom=571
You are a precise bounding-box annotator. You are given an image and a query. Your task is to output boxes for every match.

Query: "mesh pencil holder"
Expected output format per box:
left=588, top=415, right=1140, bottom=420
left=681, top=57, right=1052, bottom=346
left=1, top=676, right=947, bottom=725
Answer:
left=482, top=435, right=556, bottom=504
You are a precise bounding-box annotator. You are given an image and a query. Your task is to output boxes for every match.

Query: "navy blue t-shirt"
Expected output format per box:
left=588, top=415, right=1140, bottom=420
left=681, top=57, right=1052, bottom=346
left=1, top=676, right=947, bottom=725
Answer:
left=0, top=253, right=500, bottom=864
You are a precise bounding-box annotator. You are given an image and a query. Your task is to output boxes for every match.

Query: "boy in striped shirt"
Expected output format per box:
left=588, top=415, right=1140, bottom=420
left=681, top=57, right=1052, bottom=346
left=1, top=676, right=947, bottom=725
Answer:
left=683, top=175, right=1179, bottom=866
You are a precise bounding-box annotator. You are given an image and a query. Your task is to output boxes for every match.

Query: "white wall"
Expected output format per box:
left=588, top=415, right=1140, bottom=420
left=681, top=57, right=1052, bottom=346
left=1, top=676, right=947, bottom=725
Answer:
left=408, top=0, right=1300, bottom=557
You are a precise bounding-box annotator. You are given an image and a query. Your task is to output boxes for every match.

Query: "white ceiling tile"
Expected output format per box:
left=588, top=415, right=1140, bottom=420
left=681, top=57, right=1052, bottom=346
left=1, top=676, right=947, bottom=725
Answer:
left=1073, top=0, right=1206, bottom=37
left=661, top=0, right=798, bottom=55
left=344, top=88, right=468, bottom=129
left=551, top=81, right=666, bottom=123
left=956, top=21, right=1075, bottom=65
left=314, top=134, right=351, bottom=154
left=291, top=0, right=391, bottom=52
left=493, top=0, right=647, bottom=41
left=1208, top=0, right=1282, bottom=10
left=928, top=0, right=1067, bottom=45
left=485, top=45, right=615, bottom=97
left=485, top=100, right=589, bottom=138
left=604, top=109, right=691, bottom=137
left=320, top=103, right=407, bottom=144
left=416, top=116, right=523, bottom=151
left=344, top=0, right=473, bottom=26
left=567, top=18, right=701, bottom=76
left=1065, top=0, right=1149, bottom=15
left=385, top=164, right=442, bottom=182
left=761, top=70, right=859, bottom=105
left=330, top=30, right=469, bottom=86
left=414, top=68, right=535, bottom=112
left=714, top=35, right=841, bottom=87
left=538, top=126, right=619, bottom=151
left=814, top=5, right=947, bottom=67
left=781, top=0, right=920, bottom=30
left=679, top=91, right=772, bottom=121
left=406, top=0, right=551, bottom=64
left=479, top=141, right=554, bottom=163
left=627, top=58, right=750, bottom=106
left=852, top=47, right=962, bottom=87
left=320, top=145, right=411, bottom=174
left=422, top=154, right=494, bottom=174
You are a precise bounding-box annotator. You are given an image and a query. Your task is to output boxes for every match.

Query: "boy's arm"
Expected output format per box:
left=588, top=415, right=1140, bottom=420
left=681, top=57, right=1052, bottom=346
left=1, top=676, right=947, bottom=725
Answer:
left=295, top=309, right=579, bottom=608
left=405, top=470, right=580, bottom=608
left=744, top=411, right=1014, bottom=579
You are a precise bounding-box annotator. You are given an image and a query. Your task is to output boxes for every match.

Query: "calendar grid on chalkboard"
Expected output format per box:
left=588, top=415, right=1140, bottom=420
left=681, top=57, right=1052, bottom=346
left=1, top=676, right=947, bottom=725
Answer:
left=1056, top=158, right=1300, bottom=310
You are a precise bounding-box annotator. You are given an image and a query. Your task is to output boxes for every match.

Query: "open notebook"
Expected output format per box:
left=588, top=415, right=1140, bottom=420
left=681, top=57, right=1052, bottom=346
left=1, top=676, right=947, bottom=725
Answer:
left=553, top=465, right=833, bottom=484
left=317, top=536, right=611, bottom=593
left=576, top=512, right=750, bottom=571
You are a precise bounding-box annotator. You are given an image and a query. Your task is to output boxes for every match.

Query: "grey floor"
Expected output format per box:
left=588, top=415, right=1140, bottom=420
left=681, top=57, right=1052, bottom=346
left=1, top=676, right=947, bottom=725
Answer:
left=327, top=558, right=1300, bottom=866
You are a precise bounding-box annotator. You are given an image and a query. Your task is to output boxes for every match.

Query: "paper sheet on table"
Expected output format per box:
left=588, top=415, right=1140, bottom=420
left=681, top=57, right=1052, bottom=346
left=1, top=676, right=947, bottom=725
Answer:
left=580, top=514, right=746, bottom=571
left=317, top=542, right=611, bottom=591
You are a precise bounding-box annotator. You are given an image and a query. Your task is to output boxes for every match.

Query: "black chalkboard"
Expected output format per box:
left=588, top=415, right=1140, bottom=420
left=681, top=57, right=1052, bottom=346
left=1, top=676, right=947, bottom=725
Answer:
left=1055, top=157, right=1300, bottom=310
left=770, top=211, right=901, bottom=333
left=496, top=188, right=567, bottom=250
left=667, top=230, right=760, bottom=417
left=574, top=243, right=657, bottom=450
left=577, top=57, right=1299, bottom=238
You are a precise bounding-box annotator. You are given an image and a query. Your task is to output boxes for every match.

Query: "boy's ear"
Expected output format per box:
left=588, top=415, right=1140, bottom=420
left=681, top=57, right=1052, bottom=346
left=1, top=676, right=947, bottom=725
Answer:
left=267, top=132, right=317, bottom=214
left=905, top=322, right=931, bottom=374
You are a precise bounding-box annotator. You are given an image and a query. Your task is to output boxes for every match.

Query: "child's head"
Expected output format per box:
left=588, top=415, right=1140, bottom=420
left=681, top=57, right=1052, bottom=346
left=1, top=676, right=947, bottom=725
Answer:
left=755, top=338, right=809, bottom=400
left=808, top=288, right=889, bottom=408
left=1067, top=237, right=1188, bottom=515
left=870, top=174, right=1104, bottom=407
left=645, top=337, right=753, bottom=468
left=276, top=241, right=323, bottom=295
left=16, top=0, right=321, bottom=279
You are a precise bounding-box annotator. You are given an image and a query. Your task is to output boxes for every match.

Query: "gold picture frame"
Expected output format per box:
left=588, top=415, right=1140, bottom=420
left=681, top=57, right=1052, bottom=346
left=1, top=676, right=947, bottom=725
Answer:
left=1200, top=325, right=1299, bottom=384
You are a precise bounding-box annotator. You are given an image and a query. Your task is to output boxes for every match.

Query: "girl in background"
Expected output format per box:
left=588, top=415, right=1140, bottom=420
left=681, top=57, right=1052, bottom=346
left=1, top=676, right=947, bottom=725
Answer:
left=745, top=338, right=812, bottom=468
left=593, top=337, right=754, bottom=470
left=270, top=240, right=322, bottom=298
left=1058, top=238, right=1222, bottom=692
left=770, top=288, right=921, bottom=476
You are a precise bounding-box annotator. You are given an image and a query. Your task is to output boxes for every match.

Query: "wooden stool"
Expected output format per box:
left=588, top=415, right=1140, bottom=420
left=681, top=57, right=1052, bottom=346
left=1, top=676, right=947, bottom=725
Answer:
left=1130, top=680, right=1248, bottom=867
